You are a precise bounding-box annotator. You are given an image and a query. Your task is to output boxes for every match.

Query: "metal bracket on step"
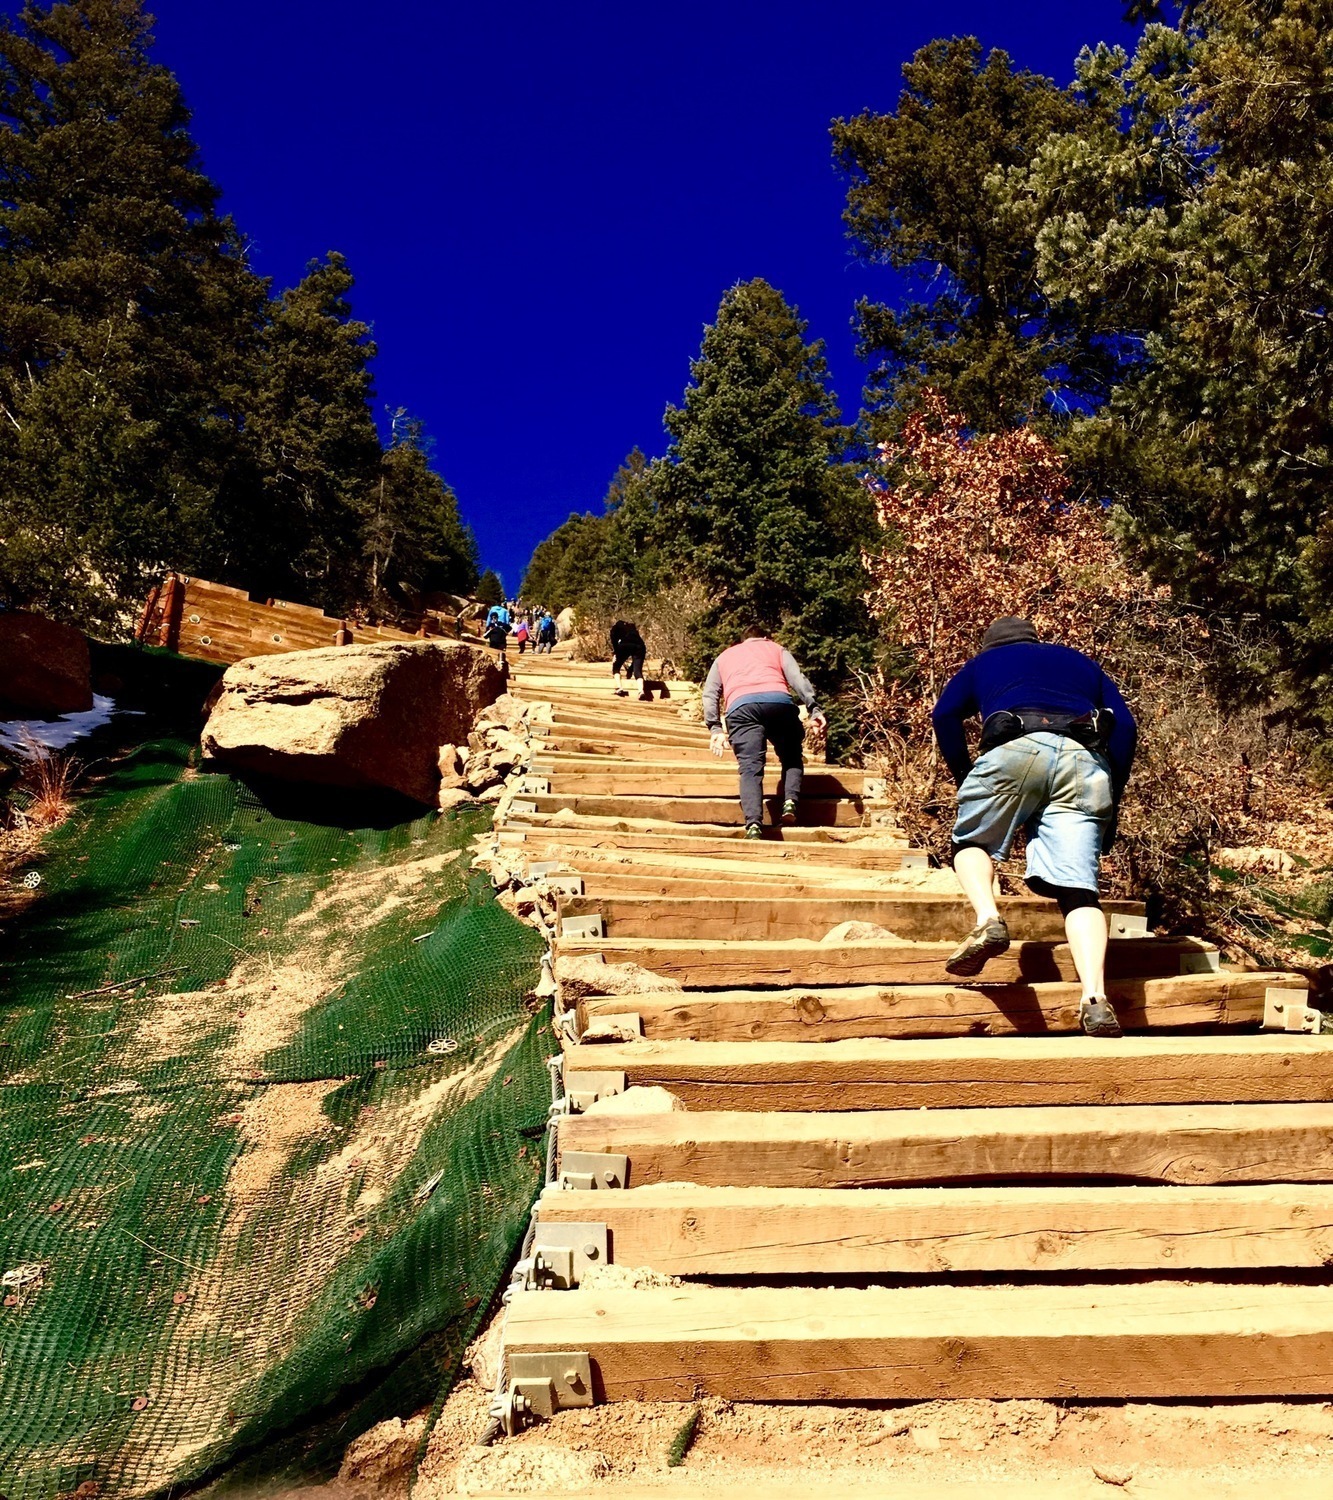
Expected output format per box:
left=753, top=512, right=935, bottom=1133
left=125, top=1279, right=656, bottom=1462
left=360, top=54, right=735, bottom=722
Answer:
left=529, top=723, right=552, bottom=737
left=563, top=1070, right=626, bottom=1112
left=1109, top=912, right=1150, bottom=940
left=546, top=874, right=585, bottom=895
left=520, top=777, right=551, bottom=795
left=515, top=1223, right=609, bottom=1291
left=1179, top=949, right=1222, bottom=975
left=510, top=798, right=540, bottom=816
left=530, top=760, right=556, bottom=775
left=899, top=852, right=929, bottom=870
left=560, top=914, right=605, bottom=939
left=558, top=1150, right=629, bottom=1190
left=494, top=1352, right=594, bottom=1436
left=864, top=777, right=888, bottom=801
left=556, top=1009, right=582, bottom=1045
left=1264, top=987, right=1321, bottom=1033
left=527, top=860, right=559, bottom=879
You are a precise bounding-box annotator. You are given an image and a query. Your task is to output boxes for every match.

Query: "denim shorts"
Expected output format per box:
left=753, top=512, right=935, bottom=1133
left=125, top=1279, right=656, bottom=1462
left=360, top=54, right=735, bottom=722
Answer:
left=951, top=732, right=1115, bottom=892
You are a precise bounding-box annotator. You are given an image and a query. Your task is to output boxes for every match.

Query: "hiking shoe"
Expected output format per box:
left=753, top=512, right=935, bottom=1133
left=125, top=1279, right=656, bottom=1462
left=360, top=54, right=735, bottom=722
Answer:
left=944, top=918, right=1011, bottom=977
left=637, top=690, right=653, bottom=701
left=1080, top=995, right=1123, bottom=1038
left=744, top=823, right=763, bottom=840
left=780, top=799, right=798, bottom=825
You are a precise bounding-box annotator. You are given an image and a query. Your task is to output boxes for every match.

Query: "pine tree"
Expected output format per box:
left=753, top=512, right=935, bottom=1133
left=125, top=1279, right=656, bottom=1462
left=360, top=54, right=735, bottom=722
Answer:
left=475, top=569, right=504, bottom=607
left=832, top=39, right=1099, bottom=436
left=361, top=413, right=479, bottom=615
left=0, top=0, right=267, bottom=629
left=1017, top=1, right=1333, bottom=735
left=652, top=278, right=873, bottom=685
left=235, top=253, right=383, bottom=610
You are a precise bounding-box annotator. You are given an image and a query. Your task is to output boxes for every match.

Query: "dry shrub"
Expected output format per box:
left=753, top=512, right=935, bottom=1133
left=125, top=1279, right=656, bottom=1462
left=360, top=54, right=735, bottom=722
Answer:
left=861, top=392, right=1323, bottom=941
left=568, top=582, right=712, bottom=674
left=17, top=733, right=82, bottom=827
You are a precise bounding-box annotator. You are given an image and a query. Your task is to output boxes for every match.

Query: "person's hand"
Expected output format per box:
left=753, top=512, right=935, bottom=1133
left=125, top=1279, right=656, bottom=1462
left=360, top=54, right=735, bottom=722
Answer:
left=810, top=709, right=828, bottom=731
left=709, top=731, right=729, bottom=758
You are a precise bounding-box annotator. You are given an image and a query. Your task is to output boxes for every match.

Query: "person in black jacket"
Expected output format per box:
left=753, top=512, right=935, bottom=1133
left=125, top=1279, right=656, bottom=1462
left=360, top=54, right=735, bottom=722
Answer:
left=610, top=620, right=649, bottom=701
left=932, top=616, right=1138, bottom=1037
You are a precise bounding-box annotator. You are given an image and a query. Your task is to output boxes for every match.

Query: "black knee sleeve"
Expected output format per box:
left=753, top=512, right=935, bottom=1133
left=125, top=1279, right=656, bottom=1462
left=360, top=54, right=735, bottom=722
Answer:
left=951, top=840, right=992, bottom=863
left=1026, top=875, right=1101, bottom=916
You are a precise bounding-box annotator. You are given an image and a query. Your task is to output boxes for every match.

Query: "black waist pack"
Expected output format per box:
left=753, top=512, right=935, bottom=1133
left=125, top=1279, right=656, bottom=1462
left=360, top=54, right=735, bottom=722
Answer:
left=979, top=707, right=1116, bottom=756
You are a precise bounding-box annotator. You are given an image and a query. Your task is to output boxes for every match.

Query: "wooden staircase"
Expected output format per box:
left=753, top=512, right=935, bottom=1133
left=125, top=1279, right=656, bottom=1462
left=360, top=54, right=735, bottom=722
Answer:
left=491, top=651, right=1329, bottom=1412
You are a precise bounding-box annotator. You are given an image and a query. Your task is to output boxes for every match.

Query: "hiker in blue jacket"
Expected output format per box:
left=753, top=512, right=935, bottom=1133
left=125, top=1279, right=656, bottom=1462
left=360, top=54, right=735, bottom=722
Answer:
left=932, top=616, right=1137, bottom=1037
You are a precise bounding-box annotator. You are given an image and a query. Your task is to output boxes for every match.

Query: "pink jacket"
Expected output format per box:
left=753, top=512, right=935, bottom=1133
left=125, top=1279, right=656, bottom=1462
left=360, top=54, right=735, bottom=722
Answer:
left=702, top=638, right=818, bottom=730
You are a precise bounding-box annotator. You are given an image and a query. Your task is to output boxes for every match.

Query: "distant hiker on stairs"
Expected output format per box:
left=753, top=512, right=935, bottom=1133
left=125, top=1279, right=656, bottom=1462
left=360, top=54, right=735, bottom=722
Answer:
left=932, top=616, right=1138, bottom=1038
left=703, top=626, right=826, bottom=839
left=610, top=619, right=650, bottom=700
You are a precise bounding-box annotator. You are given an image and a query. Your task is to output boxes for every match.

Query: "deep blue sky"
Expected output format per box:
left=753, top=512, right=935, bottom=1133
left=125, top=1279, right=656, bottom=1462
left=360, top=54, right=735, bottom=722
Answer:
left=120, top=2, right=1133, bottom=588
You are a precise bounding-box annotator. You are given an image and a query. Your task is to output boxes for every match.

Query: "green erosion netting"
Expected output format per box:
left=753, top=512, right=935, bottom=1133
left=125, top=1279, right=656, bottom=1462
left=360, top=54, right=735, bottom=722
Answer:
left=0, top=729, right=549, bottom=1500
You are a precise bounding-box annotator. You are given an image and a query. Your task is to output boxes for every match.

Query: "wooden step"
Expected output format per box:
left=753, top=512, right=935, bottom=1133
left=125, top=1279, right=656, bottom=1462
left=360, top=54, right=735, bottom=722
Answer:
left=545, top=719, right=706, bottom=751
left=561, top=893, right=1145, bottom=943
left=541, top=734, right=725, bottom=762
left=555, top=934, right=1217, bottom=988
left=580, top=971, right=1307, bottom=1040
left=562, top=1033, right=1333, bottom=1110
left=539, top=752, right=865, bottom=788
left=530, top=793, right=866, bottom=827
left=537, top=1182, right=1333, bottom=1274
left=558, top=1101, right=1333, bottom=1186
left=573, top=867, right=923, bottom=899
left=504, top=1281, right=1333, bottom=1400
left=501, top=827, right=914, bottom=866
left=543, top=768, right=867, bottom=798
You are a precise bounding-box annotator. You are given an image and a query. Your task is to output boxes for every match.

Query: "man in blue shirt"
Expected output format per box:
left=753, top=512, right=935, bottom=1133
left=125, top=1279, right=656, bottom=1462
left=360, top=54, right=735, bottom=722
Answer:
left=932, top=616, right=1137, bottom=1037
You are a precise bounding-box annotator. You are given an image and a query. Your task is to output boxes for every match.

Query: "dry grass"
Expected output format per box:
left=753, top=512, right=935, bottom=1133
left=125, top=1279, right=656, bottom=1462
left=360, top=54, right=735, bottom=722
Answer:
left=16, top=732, right=83, bottom=826
left=0, top=736, right=83, bottom=922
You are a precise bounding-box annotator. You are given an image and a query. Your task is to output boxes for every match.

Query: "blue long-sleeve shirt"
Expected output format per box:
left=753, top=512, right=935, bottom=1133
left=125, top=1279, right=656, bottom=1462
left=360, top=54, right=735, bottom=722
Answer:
left=932, top=642, right=1137, bottom=792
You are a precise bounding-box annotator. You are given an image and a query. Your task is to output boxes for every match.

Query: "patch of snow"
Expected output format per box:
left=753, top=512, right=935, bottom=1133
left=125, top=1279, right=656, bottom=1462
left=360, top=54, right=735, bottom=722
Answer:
left=0, top=695, right=134, bottom=755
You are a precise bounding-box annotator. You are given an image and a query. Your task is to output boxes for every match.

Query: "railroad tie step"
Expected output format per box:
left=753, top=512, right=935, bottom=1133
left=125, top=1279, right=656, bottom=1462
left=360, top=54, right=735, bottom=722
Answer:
left=557, top=1101, right=1333, bottom=1187
left=504, top=1281, right=1333, bottom=1402
left=536, top=1182, right=1333, bottom=1275
left=558, top=1032, right=1333, bottom=1110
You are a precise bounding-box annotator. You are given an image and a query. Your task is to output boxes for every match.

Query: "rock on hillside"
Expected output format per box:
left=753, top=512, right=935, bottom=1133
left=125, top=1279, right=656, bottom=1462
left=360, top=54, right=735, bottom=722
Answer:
left=201, top=640, right=505, bottom=804
left=0, top=611, right=93, bottom=717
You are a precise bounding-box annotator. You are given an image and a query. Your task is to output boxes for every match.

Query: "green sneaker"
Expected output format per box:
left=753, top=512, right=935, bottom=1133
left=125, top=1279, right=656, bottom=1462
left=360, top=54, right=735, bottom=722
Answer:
left=781, top=799, right=798, bottom=825
left=744, top=823, right=763, bottom=840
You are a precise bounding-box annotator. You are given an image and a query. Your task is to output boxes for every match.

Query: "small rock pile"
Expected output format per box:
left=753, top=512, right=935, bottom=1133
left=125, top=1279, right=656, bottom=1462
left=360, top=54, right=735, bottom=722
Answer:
left=438, top=693, right=551, bottom=811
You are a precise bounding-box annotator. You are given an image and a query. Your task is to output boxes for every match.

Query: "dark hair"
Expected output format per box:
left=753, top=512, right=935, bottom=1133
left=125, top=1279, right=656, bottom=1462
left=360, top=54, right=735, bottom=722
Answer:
left=741, top=622, right=770, bottom=640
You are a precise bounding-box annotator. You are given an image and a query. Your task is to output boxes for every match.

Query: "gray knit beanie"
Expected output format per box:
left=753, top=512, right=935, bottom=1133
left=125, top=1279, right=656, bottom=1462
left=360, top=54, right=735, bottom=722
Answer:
left=980, top=616, right=1040, bottom=651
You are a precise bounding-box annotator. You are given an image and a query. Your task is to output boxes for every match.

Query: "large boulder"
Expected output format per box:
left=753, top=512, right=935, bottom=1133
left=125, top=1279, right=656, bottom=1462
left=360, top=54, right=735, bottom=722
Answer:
left=0, top=611, right=93, bottom=717
left=201, top=640, right=505, bottom=804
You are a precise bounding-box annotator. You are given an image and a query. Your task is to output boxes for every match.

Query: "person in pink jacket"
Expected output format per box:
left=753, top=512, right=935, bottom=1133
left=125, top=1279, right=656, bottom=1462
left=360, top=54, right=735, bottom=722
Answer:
left=701, top=625, right=827, bottom=838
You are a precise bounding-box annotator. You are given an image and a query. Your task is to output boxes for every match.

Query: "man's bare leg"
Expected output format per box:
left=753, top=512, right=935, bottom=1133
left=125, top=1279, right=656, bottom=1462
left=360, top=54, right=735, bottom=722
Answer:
left=946, top=845, right=1010, bottom=977
left=1064, top=902, right=1120, bottom=1035
left=1065, top=905, right=1108, bottom=1002
left=953, top=844, right=1001, bottom=924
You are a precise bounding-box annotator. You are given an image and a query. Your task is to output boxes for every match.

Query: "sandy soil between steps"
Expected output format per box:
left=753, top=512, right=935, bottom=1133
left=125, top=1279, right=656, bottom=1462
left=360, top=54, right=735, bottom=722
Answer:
left=413, top=1377, right=1333, bottom=1495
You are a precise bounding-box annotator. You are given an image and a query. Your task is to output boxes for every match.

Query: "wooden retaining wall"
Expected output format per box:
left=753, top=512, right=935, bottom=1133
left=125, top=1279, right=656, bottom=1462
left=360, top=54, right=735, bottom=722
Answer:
left=136, top=575, right=459, bottom=667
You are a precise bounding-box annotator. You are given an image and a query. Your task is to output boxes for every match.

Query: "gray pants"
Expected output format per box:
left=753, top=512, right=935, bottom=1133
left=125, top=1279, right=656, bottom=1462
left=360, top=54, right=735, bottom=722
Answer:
left=726, top=700, right=804, bottom=825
